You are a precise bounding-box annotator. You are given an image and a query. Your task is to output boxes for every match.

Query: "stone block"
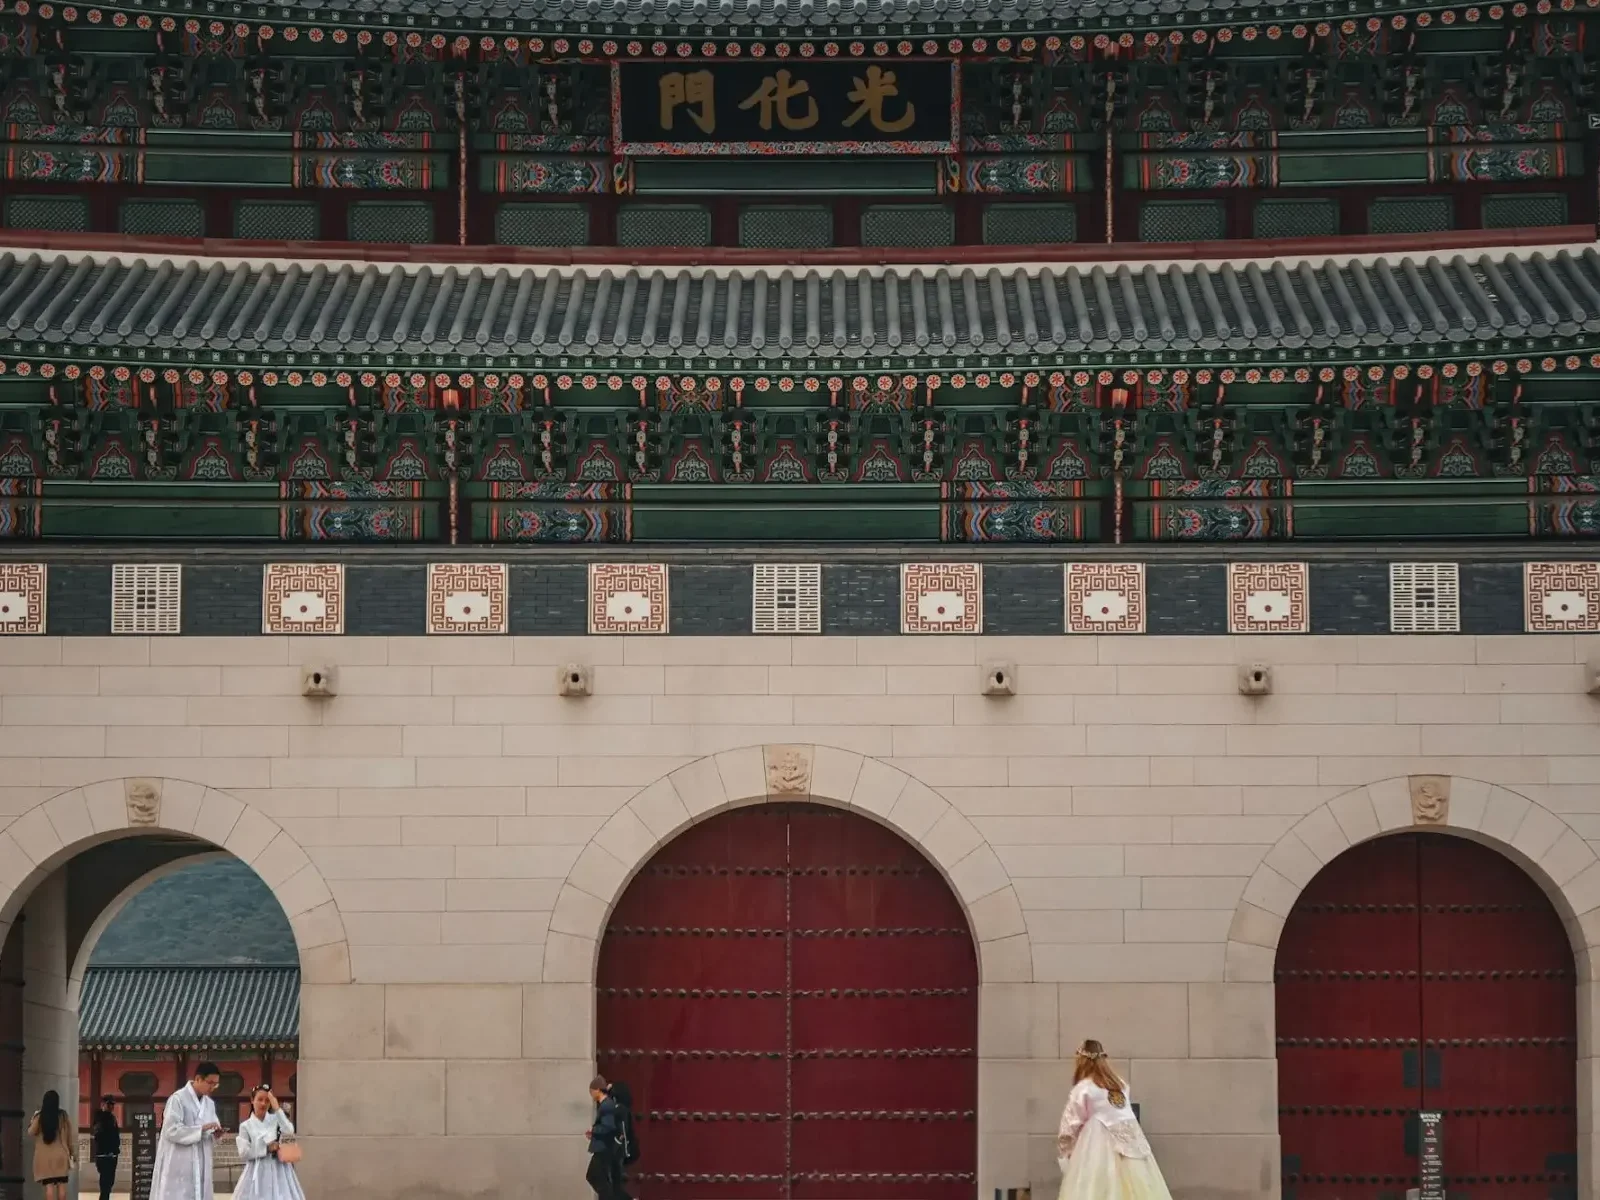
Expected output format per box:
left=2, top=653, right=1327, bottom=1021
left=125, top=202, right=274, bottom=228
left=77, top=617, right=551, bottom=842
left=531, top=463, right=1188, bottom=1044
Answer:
left=969, top=885, right=1027, bottom=943
left=850, top=756, right=909, bottom=817
left=810, top=745, right=864, bottom=803
left=979, top=983, right=1059, bottom=1060
left=668, top=755, right=728, bottom=819
left=549, top=885, right=607, bottom=940
left=1481, top=785, right=1534, bottom=842
left=191, top=788, right=245, bottom=847
left=523, top=983, right=594, bottom=1059
left=542, top=931, right=597, bottom=983
left=979, top=933, right=1033, bottom=983
left=384, top=984, right=524, bottom=1059
left=446, top=1060, right=591, bottom=1136
left=1326, top=787, right=1380, bottom=845
left=593, top=805, right=660, bottom=876
left=1187, top=983, right=1274, bottom=1059
left=1143, top=1134, right=1281, bottom=1200
left=297, top=1059, right=446, bottom=1136
left=713, top=745, right=766, bottom=802
left=299, top=983, right=384, bottom=1060
left=1059, top=983, right=1188, bottom=1060
left=627, top=777, right=690, bottom=842
left=1131, top=1058, right=1277, bottom=1135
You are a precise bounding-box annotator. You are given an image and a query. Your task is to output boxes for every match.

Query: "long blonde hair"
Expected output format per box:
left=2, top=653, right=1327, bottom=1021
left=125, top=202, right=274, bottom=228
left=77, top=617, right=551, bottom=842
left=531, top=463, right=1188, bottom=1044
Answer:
left=1073, top=1039, right=1127, bottom=1108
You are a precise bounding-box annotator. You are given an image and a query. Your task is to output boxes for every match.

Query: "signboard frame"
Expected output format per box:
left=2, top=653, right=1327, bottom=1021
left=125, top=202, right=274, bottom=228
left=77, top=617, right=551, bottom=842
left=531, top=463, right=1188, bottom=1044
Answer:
left=611, top=59, right=960, bottom=156
left=1417, top=1109, right=1444, bottom=1200
left=129, top=1107, right=157, bottom=1200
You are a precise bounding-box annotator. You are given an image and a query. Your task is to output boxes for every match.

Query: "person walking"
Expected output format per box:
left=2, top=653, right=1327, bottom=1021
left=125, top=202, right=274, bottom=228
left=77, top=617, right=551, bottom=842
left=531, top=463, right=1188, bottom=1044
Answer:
left=585, top=1075, right=621, bottom=1200
left=150, top=1061, right=225, bottom=1200
left=91, top=1095, right=120, bottom=1200
left=235, top=1086, right=304, bottom=1200
left=27, top=1089, right=75, bottom=1200
left=1057, top=1039, right=1174, bottom=1200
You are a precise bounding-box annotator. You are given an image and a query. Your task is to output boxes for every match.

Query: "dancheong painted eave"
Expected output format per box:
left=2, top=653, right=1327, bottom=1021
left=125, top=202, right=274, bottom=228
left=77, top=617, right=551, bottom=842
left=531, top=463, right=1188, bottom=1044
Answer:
left=2, top=0, right=1565, bottom=44
left=78, top=964, right=300, bottom=1053
left=1, top=238, right=1599, bottom=376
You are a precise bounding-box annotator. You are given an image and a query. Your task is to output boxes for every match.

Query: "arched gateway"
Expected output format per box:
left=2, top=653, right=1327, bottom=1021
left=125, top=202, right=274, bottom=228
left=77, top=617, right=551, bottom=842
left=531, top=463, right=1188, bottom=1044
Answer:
left=1276, top=832, right=1577, bottom=1199
left=596, top=802, right=979, bottom=1200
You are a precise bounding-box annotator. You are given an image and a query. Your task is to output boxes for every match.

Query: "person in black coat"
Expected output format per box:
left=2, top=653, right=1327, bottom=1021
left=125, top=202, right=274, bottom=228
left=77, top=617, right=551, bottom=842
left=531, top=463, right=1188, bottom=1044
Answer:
left=90, top=1096, right=120, bottom=1200
left=585, top=1076, right=621, bottom=1200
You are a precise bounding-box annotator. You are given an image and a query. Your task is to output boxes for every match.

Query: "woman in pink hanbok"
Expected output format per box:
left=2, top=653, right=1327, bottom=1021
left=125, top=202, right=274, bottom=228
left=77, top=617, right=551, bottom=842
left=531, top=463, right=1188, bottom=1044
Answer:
left=1057, top=1040, right=1174, bottom=1200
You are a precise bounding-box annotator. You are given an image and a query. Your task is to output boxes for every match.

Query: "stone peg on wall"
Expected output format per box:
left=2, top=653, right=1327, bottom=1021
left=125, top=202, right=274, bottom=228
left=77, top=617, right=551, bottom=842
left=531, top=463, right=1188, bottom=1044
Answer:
left=125, top=778, right=162, bottom=826
left=764, top=745, right=814, bottom=796
left=1410, top=775, right=1450, bottom=825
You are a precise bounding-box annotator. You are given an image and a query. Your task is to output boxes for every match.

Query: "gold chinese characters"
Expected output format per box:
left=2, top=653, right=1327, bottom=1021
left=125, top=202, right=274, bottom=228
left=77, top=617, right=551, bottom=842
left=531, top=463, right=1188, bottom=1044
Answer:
left=654, top=64, right=918, bottom=137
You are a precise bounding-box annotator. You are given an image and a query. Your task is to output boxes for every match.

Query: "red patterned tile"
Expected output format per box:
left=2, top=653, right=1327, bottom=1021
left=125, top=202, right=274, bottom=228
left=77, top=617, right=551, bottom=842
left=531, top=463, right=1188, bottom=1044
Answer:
left=427, top=563, right=508, bottom=635
left=1227, top=562, right=1309, bottom=634
left=1525, top=562, right=1600, bottom=632
left=1065, top=563, right=1145, bottom=634
left=0, top=563, right=46, bottom=635
left=901, top=563, right=982, bottom=634
left=590, top=563, right=669, bottom=635
left=262, top=563, right=344, bottom=635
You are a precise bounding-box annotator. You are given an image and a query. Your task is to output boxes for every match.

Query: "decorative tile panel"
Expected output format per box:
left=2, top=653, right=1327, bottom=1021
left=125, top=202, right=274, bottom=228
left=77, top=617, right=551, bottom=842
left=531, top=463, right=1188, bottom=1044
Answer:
left=262, top=563, right=345, bottom=635
left=0, top=563, right=46, bottom=635
left=1524, top=562, right=1600, bottom=632
left=1227, top=562, right=1310, bottom=634
left=900, top=563, right=983, bottom=635
left=111, top=564, right=182, bottom=634
left=752, top=564, right=822, bottom=634
left=589, top=563, right=669, bottom=635
left=1065, top=563, right=1145, bottom=634
left=1390, top=562, right=1460, bottom=633
left=426, top=563, right=508, bottom=635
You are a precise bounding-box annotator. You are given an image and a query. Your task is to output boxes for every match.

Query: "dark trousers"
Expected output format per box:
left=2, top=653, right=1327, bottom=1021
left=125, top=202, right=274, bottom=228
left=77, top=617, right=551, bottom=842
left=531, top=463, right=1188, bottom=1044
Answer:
left=95, top=1156, right=117, bottom=1200
left=587, top=1152, right=618, bottom=1200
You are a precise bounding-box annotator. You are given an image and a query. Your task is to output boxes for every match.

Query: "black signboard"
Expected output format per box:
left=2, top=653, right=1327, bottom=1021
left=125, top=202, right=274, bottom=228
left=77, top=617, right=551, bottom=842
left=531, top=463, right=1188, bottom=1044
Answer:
left=1417, top=1110, right=1444, bottom=1200
left=613, top=60, right=957, bottom=154
left=130, top=1108, right=157, bottom=1200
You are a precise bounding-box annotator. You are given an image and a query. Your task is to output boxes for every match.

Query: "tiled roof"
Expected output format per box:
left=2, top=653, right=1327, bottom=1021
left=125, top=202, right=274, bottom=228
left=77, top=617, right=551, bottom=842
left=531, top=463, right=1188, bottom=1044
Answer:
left=78, top=965, right=300, bottom=1051
left=2, top=245, right=1598, bottom=368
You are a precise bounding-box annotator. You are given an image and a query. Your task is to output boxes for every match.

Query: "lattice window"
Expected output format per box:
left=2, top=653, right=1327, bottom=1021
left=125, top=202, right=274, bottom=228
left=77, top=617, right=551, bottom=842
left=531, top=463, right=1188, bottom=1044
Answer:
left=1138, top=200, right=1224, bottom=243
left=752, top=564, right=822, bottom=634
left=861, top=205, right=955, bottom=247
left=1482, top=193, right=1567, bottom=230
left=349, top=201, right=434, bottom=245
left=111, top=564, right=182, bottom=635
left=1252, top=198, right=1339, bottom=240
left=983, top=203, right=1077, bottom=245
left=1368, top=196, right=1453, bottom=235
left=495, top=203, right=590, bottom=247
left=234, top=199, right=320, bottom=241
left=617, top=204, right=712, bottom=248
left=1390, top=562, right=1460, bottom=633
left=739, top=206, right=833, bottom=249
left=119, top=199, right=204, bottom=238
left=3, top=195, right=90, bottom=232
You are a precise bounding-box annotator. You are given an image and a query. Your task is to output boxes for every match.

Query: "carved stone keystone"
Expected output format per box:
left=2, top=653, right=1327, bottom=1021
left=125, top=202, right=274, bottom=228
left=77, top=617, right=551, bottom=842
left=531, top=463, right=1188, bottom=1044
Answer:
left=764, top=745, right=813, bottom=796
left=125, top=778, right=162, bottom=826
left=1410, top=775, right=1450, bottom=825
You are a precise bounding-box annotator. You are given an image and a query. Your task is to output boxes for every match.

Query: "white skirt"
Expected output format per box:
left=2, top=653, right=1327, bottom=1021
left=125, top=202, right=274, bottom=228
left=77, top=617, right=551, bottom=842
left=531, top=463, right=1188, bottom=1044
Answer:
left=1057, top=1118, right=1174, bottom=1200
left=236, top=1155, right=307, bottom=1200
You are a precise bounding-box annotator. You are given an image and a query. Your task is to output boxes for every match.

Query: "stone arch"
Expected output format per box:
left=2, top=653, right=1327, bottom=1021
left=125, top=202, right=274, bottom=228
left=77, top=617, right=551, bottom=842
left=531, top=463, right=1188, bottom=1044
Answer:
left=0, top=776, right=350, bottom=985
left=542, top=744, right=1032, bottom=985
left=1226, top=774, right=1600, bottom=984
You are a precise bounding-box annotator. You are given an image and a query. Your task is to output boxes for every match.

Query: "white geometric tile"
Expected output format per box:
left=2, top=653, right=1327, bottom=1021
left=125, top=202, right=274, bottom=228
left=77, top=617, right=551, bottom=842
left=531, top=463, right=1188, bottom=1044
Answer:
left=263, top=563, right=344, bottom=635
left=426, top=563, right=508, bottom=635
left=590, top=563, right=669, bottom=635
left=111, top=564, right=181, bottom=634
left=1390, top=562, right=1459, bottom=634
left=901, top=563, right=982, bottom=634
left=1065, top=563, right=1145, bottom=634
left=752, top=564, right=821, bottom=634
left=1525, top=562, right=1600, bottom=633
left=1227, top=562, right=1309, bottom=634
left=0, top=563, right=46, bottom=635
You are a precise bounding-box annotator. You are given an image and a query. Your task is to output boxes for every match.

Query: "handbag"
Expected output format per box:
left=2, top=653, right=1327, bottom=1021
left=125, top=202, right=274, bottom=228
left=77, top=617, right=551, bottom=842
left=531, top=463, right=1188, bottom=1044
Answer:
left=274, top=1136, right=302, bottom=1166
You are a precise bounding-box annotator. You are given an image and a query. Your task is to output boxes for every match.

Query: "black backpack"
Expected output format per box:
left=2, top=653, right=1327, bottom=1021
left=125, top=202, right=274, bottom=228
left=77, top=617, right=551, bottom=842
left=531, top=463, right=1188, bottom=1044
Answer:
left=609, top=1082, right=640, bottom=1165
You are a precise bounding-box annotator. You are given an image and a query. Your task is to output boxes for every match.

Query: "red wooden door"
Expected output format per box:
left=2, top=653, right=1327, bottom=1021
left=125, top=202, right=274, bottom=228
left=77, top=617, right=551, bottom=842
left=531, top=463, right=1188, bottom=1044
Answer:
left=1277, top=833, right=1576, bottom=1200
left=597, top=804, right=978, bottom=1200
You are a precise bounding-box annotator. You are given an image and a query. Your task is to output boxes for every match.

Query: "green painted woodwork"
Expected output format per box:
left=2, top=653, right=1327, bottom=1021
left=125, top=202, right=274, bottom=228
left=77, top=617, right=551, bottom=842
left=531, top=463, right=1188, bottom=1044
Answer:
left=861, top=205, right=956, bottom=247
left=631, top=157, right=941, bottom=195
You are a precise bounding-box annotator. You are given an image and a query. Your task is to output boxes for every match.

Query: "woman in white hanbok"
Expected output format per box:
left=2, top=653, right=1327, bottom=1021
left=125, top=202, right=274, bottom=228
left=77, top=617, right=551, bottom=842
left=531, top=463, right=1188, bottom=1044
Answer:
left=1057, top=1040, right=1174, bottom=1200
left=236, top=1087, right=305, bottom=1200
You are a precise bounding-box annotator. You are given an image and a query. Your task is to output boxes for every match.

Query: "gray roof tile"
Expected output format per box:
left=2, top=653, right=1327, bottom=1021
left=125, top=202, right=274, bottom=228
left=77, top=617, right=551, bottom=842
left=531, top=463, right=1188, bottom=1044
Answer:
left=79, top=965, right=300, bottom=1051
left=1, top=246, right=1598, bottom=369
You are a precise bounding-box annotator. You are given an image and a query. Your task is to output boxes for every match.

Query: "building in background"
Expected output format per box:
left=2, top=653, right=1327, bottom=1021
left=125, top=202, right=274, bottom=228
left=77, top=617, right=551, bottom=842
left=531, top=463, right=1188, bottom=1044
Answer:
left=0, top=0, right=1594, bottom=1198
left=77, top=964, right=300, bottom=1131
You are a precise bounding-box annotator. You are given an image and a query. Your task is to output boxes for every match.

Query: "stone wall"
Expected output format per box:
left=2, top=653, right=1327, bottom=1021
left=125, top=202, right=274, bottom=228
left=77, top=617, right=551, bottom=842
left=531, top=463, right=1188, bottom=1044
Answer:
left=0, top=630, right=1598, bottom=1199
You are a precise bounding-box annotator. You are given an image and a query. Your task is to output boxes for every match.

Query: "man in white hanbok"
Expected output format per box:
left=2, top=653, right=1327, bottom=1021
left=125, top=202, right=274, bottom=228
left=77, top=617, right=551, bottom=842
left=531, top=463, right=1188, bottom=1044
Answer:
left=149, top=1063, right=224, bottom=1200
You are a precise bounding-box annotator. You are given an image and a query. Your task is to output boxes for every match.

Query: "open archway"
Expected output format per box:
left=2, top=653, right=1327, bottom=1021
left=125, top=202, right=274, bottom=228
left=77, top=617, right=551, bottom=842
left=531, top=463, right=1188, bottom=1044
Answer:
left=596, top=801, right=979, bottom=1200
left=1275, top=831, right=1577, bottom=1199
left=0, top=777, right=347, bottom=1200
